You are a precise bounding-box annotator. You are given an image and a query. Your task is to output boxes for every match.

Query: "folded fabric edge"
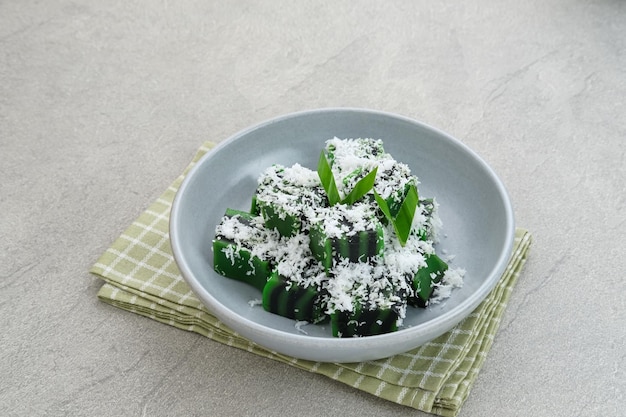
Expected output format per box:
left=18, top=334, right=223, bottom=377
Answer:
left=429, top=231, right=532, bottom=416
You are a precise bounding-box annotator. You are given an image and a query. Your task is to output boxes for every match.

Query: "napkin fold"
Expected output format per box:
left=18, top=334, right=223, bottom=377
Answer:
left=90, top=141, right=532, bottom=417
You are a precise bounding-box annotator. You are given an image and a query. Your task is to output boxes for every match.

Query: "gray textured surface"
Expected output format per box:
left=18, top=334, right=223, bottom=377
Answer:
left=1, top=1, right=624, bottom=416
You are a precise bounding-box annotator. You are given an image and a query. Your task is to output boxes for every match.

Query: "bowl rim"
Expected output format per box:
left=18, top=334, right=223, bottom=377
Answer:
left=170, top=107, right=515, bottom=359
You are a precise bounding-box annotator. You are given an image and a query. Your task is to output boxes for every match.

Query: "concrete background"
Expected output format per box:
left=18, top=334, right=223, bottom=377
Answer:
left=1, top=1, right=624, bottom=416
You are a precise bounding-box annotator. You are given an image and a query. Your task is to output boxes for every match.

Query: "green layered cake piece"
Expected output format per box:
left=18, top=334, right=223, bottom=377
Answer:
left=262, top=271, right=328, bottom=324
left=330, top=303, right=401, bottom=338
left=411, top=253, right=448, bottom=307
left=255, top=164, right=327, bottom=237
left=324, top=258, right=409, bottom=338
left=213, top=209, right=275, bottom=291
left=308, top=203, right=384, bottom=271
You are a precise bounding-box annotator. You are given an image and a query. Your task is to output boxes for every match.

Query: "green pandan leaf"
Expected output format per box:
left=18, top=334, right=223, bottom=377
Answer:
left=318, top=150, right=378, bottom=206
left=317, top=151, right=341, bottom=206
left=393, top=183, right=419, bottom=244
left=375, top=183, right=419, bottom=246
left=341, top=166, right=378, bottom=205
left=374, top=191, right=394, bottom=222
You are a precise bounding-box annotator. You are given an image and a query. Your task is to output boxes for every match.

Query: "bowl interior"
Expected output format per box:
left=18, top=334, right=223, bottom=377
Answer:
left=171, top=108, right=514, bottom=360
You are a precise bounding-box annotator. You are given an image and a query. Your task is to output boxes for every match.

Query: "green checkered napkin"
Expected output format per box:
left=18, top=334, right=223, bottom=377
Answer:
left=90, top=141, right=532, bottom=417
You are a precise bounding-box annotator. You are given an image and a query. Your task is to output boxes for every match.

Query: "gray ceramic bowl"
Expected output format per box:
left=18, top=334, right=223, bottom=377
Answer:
left=170, top=108, right=515, bottom=363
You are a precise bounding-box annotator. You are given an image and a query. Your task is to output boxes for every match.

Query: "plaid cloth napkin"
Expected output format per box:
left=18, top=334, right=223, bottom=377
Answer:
left=90, top=141, right=532, bottom=417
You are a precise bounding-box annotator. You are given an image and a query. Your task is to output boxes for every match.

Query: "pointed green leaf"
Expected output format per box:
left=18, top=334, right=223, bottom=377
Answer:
left=393, top=183, right=419, bottom=246
left=341, top=166, right=378, bottom=205
left=374, top=190, right=393, bottom=223
left=317, top=150, right=341, bottom=206
left=374, top=183, right=419, bottom=246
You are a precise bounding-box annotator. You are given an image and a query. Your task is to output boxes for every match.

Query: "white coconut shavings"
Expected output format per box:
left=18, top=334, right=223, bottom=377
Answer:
left=281, top=163, right=320, bottom=187
left=248, top=298, right=262, bottom=307
left=324, top=255, right=410, bottom=320
left=220, top=244, right=236, bottom=265
left=444, top=254, right=456, bottom=262
left=325, top=260, right=384, bottom=313
left=430, top=267, right=466, bottom=304
left=374, top=160, right=416, bottom=201
left=214, top=214, right=262, bottom=241
left=256, top=164, right=325, bottom=218
left=411, top=205, right=430, bottom=234
left=294, top=320, right=309, bottom=334
left=384, top=219, right=435, bottom=256
left=308, top=202, right=378, bottom=238
left=326, top=137, right=386, bottom=163
left=427, top=198, right=443, bottom=242
left=273, top=233, right=326, bottom=289
left=214, top=214, right=280, bottom=261
left=384, top=238, right=429, bottom=277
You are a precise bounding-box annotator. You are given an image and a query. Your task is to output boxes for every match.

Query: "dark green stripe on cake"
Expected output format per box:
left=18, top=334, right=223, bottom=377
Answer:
left=309, top=224, right=333, bottom=272
left=262, top=272, right=327, bottom=323
left=331, top=304, right=399, bottom=337
left=313, top=221, right=384, bottom=268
